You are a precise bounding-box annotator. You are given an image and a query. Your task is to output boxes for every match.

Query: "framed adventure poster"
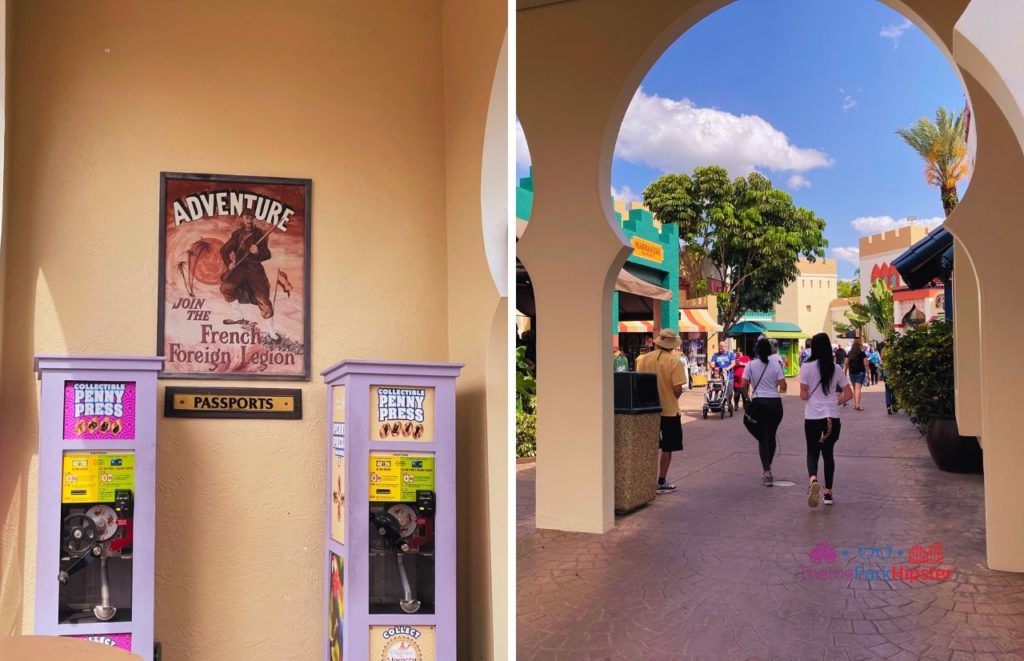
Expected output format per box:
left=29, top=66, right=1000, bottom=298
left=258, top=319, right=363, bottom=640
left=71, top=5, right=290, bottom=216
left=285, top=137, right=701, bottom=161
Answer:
left=158, top=173, right=311, bottom=380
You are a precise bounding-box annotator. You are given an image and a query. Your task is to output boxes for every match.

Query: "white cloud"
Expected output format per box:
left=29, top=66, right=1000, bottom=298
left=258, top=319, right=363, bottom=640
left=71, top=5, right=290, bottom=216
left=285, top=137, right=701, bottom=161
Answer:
left=787, top=174, right=811, bottom=190
left=611, top=185, right=641, bottom=205
left=839, top=88, right=857, bottom=111
left=851, top=215, right=944, bottom=234
left=615, top=88, right=834, bottom=178
left=832, top=247, right=860, bottom=266
left=880, top=19, right=913, bottom=48
left=516, top=119, right=531, bottom=171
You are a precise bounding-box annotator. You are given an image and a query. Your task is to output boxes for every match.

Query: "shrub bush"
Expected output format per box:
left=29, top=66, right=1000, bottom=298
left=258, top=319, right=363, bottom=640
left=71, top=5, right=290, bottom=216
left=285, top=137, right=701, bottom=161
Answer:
left=516, top=410, right=537, bottom=458
left=884, top=321, right=954, bottom=433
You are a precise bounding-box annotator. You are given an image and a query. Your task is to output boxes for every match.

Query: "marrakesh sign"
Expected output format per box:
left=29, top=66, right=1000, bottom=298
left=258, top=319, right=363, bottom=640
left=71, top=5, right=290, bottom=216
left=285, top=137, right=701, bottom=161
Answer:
left=630, top=237, right=664, bottom=264
left=158, top=172, right=312, bottom=380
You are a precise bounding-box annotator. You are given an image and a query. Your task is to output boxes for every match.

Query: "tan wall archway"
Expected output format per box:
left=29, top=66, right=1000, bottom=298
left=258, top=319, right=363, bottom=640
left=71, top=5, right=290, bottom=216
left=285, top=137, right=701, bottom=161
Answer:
left=519, top=0, right=1024, bottom=570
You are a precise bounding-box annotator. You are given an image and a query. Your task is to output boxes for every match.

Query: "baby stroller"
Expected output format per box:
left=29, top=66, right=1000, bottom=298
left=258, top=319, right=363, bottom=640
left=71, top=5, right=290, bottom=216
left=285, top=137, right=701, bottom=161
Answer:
left=703, top=370, right=734, bottom=419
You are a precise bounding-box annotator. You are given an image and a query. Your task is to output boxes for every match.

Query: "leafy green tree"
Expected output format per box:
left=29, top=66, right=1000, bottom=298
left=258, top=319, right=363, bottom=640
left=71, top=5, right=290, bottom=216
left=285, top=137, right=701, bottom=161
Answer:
left=844, top=303, right=871, bottom=337
left=515, top=345, right=535, bottom=414
left=515, top=345, right=537, bottom=457
left=896, top=107, right=969, bottom=215
left=865, top=278, right=895, bottom=339
left=643, top=166, right=828, bottom=332
left=833, top=320, right=855, bottom=336
left=837, top=279, right=860, bottom=299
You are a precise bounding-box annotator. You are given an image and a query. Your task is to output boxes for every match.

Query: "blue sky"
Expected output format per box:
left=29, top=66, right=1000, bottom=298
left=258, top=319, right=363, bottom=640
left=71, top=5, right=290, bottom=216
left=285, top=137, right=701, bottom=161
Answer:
left=517, top=0, right=968, bottom=278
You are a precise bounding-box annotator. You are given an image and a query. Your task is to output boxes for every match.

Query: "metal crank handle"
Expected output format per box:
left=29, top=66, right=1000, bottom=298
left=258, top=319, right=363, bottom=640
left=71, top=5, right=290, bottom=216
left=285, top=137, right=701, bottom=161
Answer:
left=93, top=555, right=117, bottom=621
left=396, top=553, right=421, bottom=614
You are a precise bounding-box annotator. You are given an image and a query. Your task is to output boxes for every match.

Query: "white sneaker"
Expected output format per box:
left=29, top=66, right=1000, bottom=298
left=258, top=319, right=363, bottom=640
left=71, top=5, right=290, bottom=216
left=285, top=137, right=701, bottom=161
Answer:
left=808, top=481, right=821, bottom=508
left=656, top=482, right=677, bottom=495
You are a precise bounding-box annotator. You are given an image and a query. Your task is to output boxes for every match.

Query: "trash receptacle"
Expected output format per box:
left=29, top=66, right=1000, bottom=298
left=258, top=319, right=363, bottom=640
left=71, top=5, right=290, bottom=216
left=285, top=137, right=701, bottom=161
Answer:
left=613, top=371, right=662, bottom=513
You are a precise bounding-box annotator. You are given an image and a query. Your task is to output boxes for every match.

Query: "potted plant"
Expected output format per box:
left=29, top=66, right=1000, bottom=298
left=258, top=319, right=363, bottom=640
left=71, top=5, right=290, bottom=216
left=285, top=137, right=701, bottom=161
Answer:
left=884, top=321, right=982, bottom=473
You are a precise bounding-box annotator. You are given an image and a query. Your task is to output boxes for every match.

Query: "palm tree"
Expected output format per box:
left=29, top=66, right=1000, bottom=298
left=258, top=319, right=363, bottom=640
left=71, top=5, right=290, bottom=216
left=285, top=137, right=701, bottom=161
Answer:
left=896, top=107, right=969, bottom=215
left=865, top=278, right=895, bottom=339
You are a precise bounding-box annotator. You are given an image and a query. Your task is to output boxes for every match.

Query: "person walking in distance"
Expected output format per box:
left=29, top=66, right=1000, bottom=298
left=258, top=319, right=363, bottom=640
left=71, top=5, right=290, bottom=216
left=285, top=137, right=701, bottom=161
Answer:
left=880, top=342, right=896, bottom=415
left=867, top=343, right=881, bottom=385
left=845, top=339, right=870, bottom=411
left=799, top=339, right=812, bottom=366
left=833, top=342, right=848, bottom=406
left=709, top=341, right=737, bottom=403
left=800, top=333, right=854, bottom=507
left=741, top=338, right=787, bottom=486
left=732, top=348, right=750, bottom=410
left=637, top=329, right=687, bottom=494
left=673, top=346, right=691, bottom=391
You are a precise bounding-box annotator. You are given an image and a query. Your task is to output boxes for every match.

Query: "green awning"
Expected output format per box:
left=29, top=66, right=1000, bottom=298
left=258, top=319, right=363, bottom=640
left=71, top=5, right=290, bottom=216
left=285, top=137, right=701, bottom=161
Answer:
left=727, top=321, right=767, bottom=335
left=728, top=320, right=807, bottom=338
left=757, top=321, right=804, bottom=333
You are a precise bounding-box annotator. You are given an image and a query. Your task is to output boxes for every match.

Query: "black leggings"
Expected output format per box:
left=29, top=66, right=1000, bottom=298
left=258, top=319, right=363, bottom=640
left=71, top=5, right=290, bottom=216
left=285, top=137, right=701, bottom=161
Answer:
left=805, top=418, right=841, bottom=489
left=753, top=398, right=783, bottom=471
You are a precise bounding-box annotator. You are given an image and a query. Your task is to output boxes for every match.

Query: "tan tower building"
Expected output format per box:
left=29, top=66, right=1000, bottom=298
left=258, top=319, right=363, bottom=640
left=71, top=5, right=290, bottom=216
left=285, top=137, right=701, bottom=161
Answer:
left=859, top=225, right=943, bottom=335
left=774, top=259, right=838, bottom=336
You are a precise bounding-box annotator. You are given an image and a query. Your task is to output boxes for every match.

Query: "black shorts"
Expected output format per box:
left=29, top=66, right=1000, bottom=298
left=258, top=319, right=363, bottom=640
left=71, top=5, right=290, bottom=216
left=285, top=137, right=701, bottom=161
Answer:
left=660, top=415, right=683, bottom=452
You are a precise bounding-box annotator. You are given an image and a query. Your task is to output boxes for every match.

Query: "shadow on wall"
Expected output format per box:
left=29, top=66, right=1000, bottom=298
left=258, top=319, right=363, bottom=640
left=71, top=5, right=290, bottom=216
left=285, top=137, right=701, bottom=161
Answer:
left=0, top=266, right=45, bottom=635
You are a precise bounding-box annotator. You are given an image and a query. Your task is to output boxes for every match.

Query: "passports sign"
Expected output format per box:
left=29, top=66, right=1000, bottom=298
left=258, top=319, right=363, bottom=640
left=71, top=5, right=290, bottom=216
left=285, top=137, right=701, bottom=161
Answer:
left=164, top=387, right=302, bottom=419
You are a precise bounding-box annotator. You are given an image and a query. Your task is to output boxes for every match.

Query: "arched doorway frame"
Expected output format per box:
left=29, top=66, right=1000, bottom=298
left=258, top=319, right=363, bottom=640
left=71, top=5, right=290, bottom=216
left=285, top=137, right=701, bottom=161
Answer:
left=519, top=0, right=1023, bottom=570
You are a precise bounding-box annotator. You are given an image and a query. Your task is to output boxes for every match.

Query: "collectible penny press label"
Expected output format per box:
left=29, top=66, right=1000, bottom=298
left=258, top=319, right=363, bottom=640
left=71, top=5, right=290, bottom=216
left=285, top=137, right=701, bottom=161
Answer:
left=369, top=386, right=435, bottom=442
left=369, top=625, right=436, bottom=661
left=331, top=386, right=346, bottom=544
left=66, top=634, right=133, bottom=651
left=63, top=382, right=136, bottom=440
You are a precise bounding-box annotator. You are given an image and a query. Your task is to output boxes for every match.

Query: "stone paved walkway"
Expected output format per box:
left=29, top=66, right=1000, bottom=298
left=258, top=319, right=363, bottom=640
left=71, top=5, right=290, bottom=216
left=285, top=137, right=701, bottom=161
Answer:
left=517, top=382, right=1024, bottom=660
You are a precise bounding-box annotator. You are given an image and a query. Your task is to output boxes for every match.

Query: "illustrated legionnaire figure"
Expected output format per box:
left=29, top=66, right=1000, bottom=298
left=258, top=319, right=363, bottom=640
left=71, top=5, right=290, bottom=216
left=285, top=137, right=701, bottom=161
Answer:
left=220, top=208, right=279, bottom=340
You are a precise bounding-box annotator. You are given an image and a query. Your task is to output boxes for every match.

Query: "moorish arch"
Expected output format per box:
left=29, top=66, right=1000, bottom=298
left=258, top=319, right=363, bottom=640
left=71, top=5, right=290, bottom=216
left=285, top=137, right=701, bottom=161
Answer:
left=518, top=0, right=1023, bottom=571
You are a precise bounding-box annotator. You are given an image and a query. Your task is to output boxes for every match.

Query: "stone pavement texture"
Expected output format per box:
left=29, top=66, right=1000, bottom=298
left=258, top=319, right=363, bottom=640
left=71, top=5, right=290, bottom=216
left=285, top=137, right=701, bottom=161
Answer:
left=517, top=381, right=1024, bottom=660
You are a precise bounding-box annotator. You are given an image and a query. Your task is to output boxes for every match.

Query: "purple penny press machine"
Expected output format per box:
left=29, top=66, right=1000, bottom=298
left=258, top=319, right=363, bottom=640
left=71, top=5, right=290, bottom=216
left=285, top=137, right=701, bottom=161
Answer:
left=322, top=360, right=461, bottom=661
left=33, top=355, right=163, bottom=659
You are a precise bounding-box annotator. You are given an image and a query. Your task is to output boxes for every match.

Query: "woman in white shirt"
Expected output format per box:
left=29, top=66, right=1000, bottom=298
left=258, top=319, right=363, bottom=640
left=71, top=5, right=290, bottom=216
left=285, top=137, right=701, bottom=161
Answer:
left=741, top=337, right=787, bottom=486
left=799, top=333, right=854, bottom=507
left=677, top=349, right=690, bottom=390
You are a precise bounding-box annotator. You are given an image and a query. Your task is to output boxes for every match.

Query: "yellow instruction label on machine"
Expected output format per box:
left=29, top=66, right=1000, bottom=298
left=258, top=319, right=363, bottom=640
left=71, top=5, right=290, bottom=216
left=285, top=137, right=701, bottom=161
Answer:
left=62, top=452, right=135, bottom=503
left=368, top=452, right=434, bottom=502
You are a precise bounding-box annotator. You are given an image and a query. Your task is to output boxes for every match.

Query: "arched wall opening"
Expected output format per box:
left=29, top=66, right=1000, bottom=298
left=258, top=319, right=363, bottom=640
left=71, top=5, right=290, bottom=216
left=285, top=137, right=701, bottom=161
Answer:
left=518, top=0, right=1022, bottom=570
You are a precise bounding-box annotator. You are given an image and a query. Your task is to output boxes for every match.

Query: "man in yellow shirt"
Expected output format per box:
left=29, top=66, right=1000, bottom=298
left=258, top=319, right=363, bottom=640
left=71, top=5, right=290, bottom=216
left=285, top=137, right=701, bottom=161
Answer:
left=636, top=328, right=686, bottom=494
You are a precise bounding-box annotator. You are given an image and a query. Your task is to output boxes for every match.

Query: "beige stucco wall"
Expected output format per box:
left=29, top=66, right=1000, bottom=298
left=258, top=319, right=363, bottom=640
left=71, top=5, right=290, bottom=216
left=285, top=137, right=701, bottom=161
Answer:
left=0, top=0, right=505, bottom=657
left=441, top=1, right=508, bottom=657
left=775, top=260, right=837, bottom=336
left=520, top=0, right=1022, bottom=570
left=953, top=239, right=982, bottom=439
